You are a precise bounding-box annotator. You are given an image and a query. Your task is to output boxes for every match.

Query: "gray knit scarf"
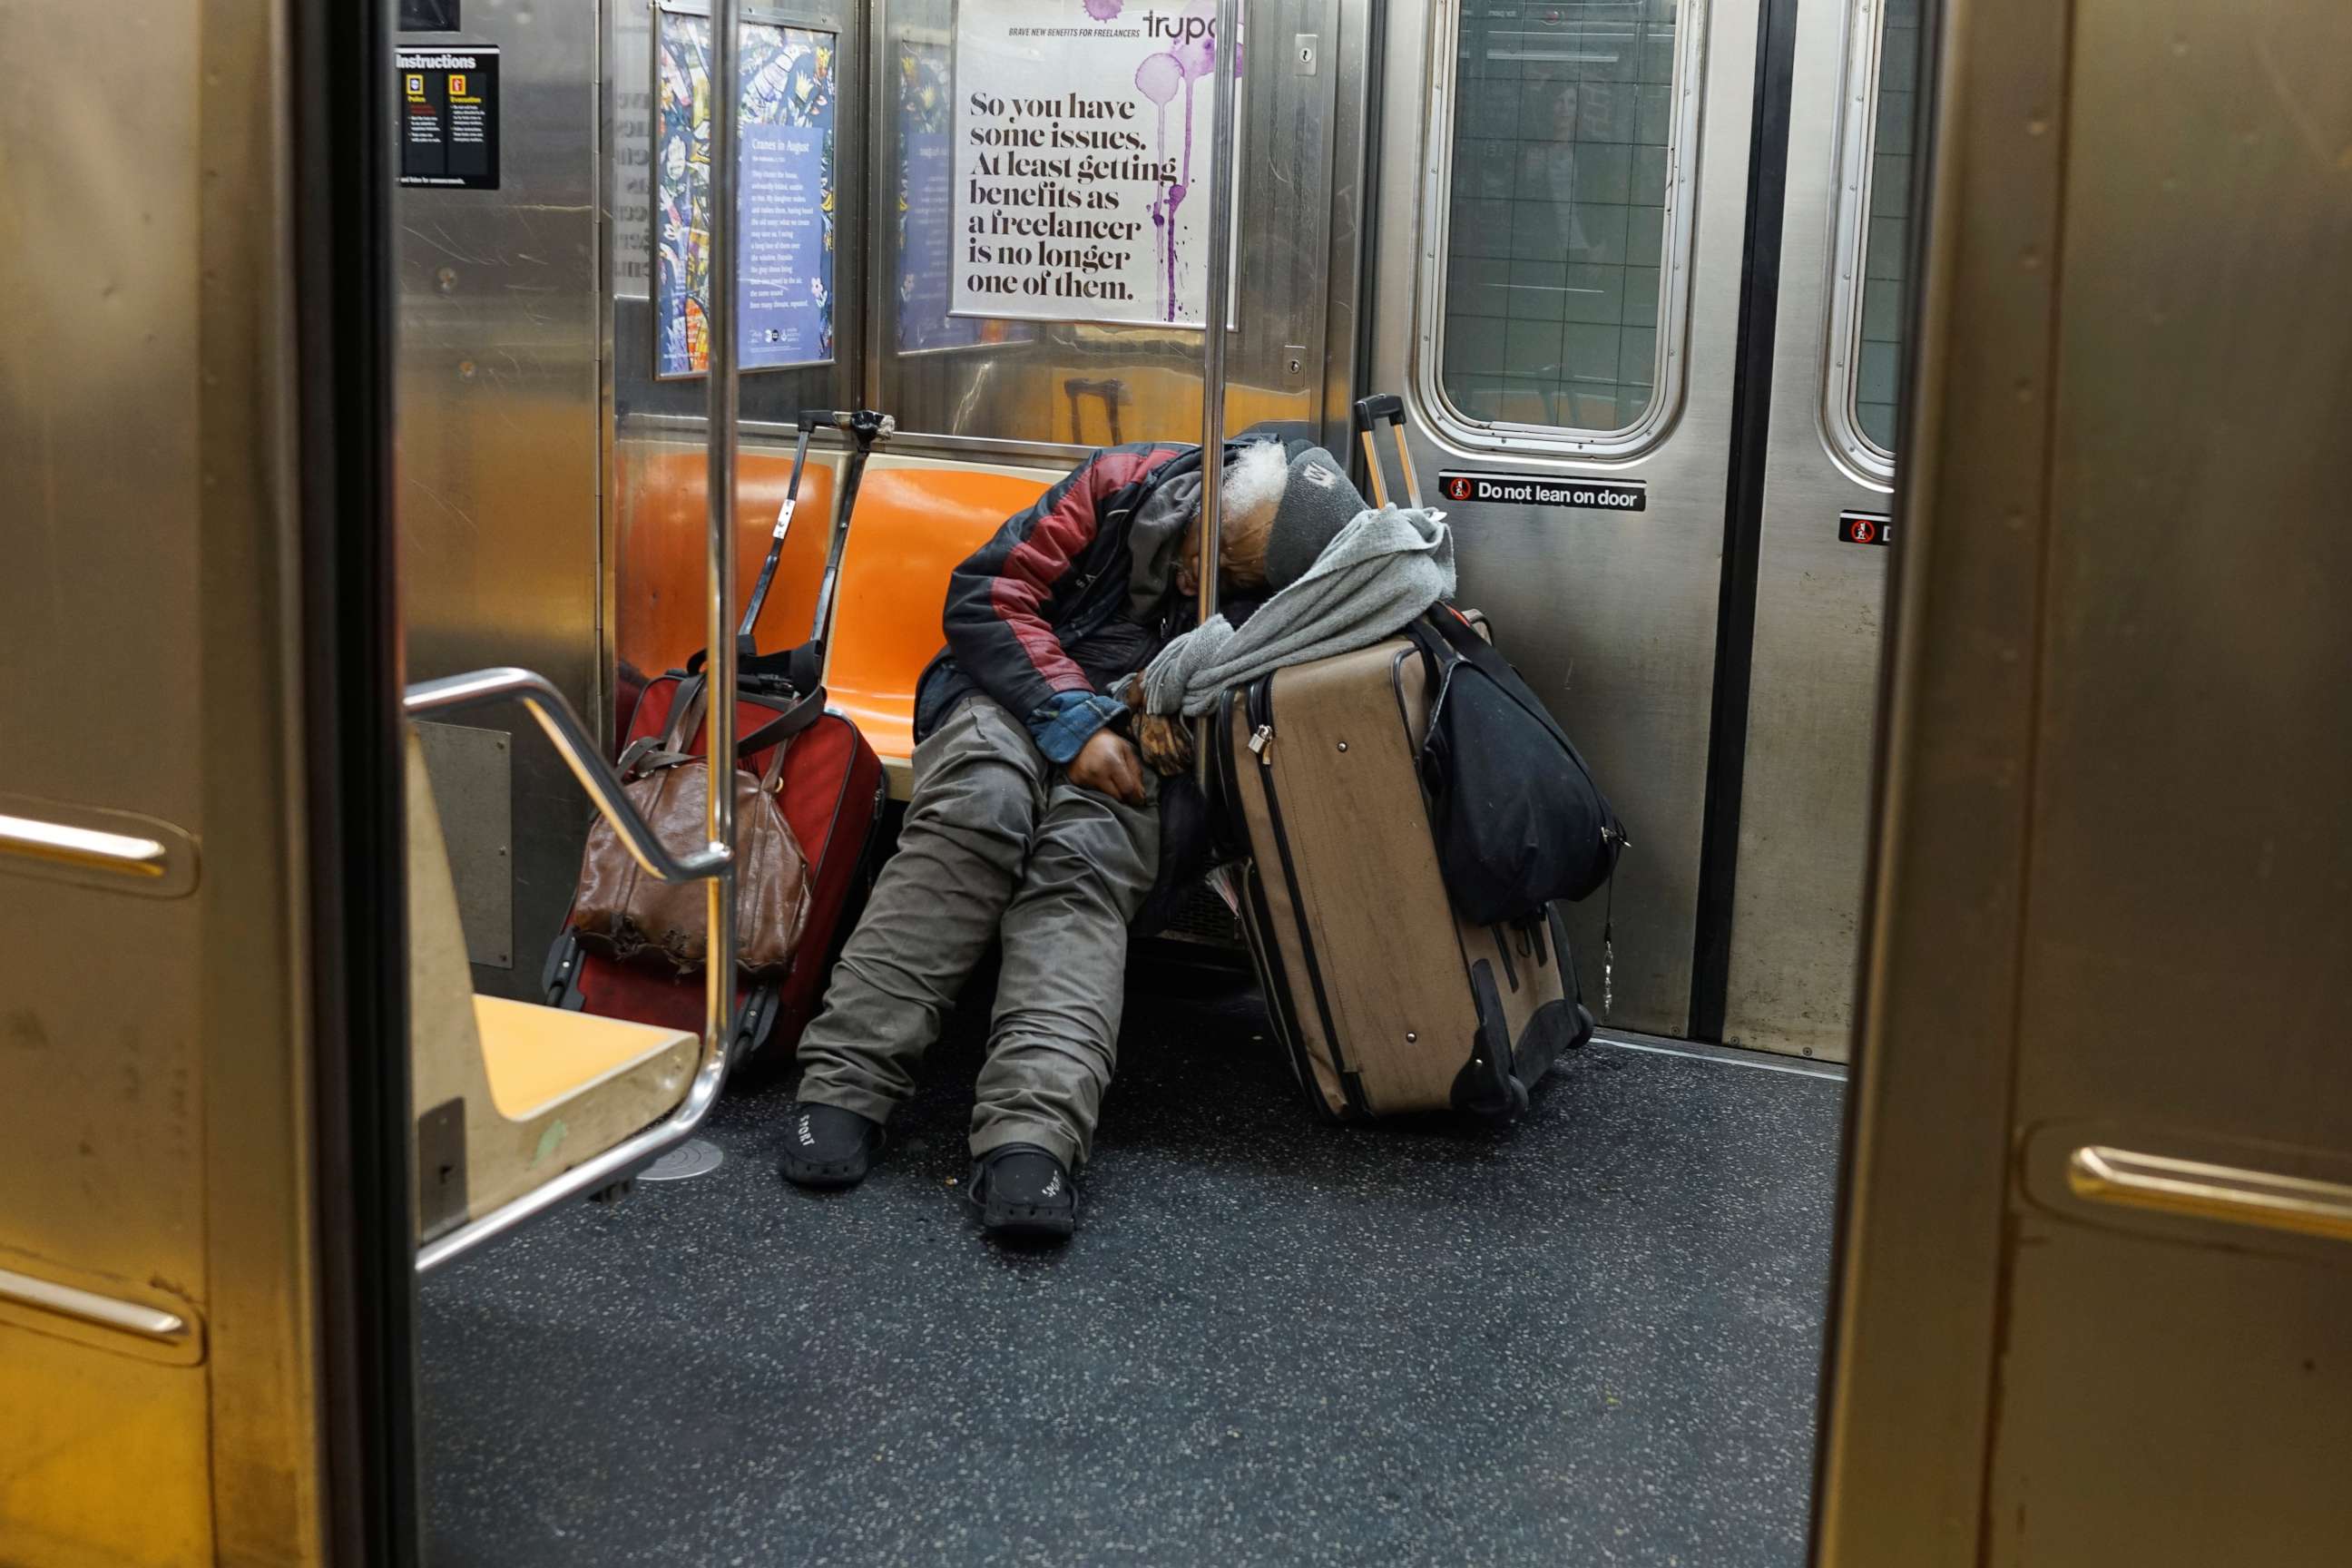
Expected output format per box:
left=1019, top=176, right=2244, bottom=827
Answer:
left=1139, top=505, right=1455, bottom=718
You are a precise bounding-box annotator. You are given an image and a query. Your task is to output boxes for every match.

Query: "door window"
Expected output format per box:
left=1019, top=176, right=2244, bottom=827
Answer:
left=1826, top=0, right=1923, bottom=474
left=1429, top=0, right=1700, bottom=453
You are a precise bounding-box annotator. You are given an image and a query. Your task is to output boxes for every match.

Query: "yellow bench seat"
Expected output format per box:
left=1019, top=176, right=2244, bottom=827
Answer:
left=408, top=731, right=698, bottom=1241
left=473, top=995, right=694, bottom=1122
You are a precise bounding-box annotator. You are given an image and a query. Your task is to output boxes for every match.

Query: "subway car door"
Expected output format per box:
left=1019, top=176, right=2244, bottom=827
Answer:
left=1366, top=0, right=1763, bottom=1040
left=1366, top=0, right=1910, bottom=1055
left=1717, top=0, right=1917, bottom=1060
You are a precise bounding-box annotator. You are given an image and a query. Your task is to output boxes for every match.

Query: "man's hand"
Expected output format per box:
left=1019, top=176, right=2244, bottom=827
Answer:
left=1067, top=727, right=1148, bottom=805
left=1116, top=672, right=1193, bottom=777
left=1135, top=712, right=1193, bottom=776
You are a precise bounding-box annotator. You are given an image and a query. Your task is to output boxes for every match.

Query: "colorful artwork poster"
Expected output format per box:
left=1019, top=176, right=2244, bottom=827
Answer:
left=654, top=11, right=837, bottom=376
left=950, top=0, right=1237, bottom=329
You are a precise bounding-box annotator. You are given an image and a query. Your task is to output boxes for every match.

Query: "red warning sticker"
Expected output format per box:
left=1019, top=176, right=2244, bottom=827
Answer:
left=1838, top=512, right=1893, bottom=546
left=1436, top=471, right=1647, bottom=512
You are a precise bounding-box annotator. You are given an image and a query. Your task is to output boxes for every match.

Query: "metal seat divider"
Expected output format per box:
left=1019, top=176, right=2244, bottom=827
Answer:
left=403, top=0, right=747, bottom=1275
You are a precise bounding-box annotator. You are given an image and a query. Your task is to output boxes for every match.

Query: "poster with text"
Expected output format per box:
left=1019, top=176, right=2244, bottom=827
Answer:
left=950, top=0, right=1237, bottom=329
left=654, top=9, right=837, bottom=377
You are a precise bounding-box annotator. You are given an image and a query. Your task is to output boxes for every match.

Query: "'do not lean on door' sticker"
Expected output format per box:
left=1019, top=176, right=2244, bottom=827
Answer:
left=1436, top=472, right=1647, bottom=513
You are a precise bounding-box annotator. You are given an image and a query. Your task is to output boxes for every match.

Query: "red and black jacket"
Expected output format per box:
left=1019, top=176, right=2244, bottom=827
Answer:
left=914, top=441, right=1205, bottom=754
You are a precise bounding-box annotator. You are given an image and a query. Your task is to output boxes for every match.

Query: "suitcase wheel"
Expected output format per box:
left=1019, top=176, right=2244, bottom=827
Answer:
left=730, top=985, right=782, bottom=1063
left=542, top=931, right=585, bottom=1010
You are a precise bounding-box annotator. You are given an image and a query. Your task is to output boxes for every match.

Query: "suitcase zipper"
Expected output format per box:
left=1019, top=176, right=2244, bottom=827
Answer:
left=1249, top=679, right=1369, bottom=1118
left=1248, top=722, right=1273, bottom=762
left=1219, top=688, right=1335, bottom=1121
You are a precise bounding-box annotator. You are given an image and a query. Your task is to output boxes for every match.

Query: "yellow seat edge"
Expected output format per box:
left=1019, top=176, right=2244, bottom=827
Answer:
left=471, top=995, right=697, bottom=1122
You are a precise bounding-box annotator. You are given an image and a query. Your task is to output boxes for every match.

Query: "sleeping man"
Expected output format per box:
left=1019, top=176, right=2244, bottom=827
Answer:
left=779, top=437, right=1367, bottom=1241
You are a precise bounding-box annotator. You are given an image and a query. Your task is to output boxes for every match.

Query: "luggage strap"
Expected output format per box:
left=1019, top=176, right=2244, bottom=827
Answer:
left=617, top=675, right=826, bottom=783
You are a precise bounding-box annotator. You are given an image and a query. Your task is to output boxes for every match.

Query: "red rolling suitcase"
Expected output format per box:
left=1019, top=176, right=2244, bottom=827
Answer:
left=544, top=410, right=892, bottom=1063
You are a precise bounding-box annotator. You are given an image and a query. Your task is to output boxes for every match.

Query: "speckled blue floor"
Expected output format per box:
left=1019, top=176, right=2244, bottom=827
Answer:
left=419, top=975, right=1843, bottom=1567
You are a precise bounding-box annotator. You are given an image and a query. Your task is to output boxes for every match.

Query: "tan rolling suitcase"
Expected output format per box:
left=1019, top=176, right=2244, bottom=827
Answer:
left=1206, top=394, right=1592, bottom=1121
left=1213, top=633, right=1592, bottom=1121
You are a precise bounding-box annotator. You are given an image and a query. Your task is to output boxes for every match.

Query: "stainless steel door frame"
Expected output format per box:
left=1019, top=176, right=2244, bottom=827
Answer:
left=1367, top=0, right=1761, bottom=1036
left=1821, top=0, right=2352, bottom=1561
left=0, top=0, right=392, bottom=1554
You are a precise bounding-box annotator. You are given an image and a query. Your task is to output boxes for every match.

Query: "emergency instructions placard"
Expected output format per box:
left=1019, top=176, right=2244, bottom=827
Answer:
left=398, top=47, right=501, bottom=189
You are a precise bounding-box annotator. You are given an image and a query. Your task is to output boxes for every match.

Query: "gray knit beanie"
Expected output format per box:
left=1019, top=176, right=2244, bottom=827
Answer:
left=1263, top=446, right=1369, bottom=590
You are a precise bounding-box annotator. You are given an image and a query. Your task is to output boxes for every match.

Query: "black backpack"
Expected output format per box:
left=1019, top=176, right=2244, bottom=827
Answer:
left=1405, top=607, right=1626, bottom=926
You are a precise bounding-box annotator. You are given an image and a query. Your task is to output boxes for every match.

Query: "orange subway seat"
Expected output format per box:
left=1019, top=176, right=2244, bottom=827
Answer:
left=822, top=465, right=1051, bottom=779
left=614, top=443, right=840, bottom=682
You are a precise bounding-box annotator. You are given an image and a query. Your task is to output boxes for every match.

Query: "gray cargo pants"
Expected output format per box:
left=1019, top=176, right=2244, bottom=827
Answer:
left=793, top=695, right=1158, bottom=1168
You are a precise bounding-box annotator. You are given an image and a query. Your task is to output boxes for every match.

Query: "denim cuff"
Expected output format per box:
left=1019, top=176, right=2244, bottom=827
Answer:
left=1025, top=691, right=1128, bottom=764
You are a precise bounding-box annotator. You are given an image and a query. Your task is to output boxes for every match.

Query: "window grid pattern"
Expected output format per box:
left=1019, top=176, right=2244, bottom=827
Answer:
left=1441, top=0, right=1681, bottom=433
left=1856, top=0, right=1919, bottom=453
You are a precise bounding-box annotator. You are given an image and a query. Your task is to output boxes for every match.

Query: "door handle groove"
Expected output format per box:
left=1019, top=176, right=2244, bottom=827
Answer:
left=0, top=1264, right=191, bottom=1343
left=2067, top=1144, right=2352, bottom=1244
left=0, top=796, right=199, bottom=897
left=0, top=812, right=170, bottom=877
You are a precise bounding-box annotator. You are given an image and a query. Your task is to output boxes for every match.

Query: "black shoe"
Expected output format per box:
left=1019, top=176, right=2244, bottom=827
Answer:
left=969, top=1143, right=1077, bottom=1241
left=779, top=1102, right=884, bottom=1190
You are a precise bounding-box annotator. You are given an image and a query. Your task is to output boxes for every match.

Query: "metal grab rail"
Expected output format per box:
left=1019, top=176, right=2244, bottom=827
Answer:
left=403, top=666, right=736, bottom=1275
left=701, top=0, right=744, bottom=1257
left=404, top=668, right=728, bottom=883
left=1191, top=0, right=1243, bottom=791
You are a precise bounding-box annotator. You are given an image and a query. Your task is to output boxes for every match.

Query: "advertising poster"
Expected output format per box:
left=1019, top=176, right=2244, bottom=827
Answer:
left=949, top=0, right=1237, bottom=329
left=897, top=41, right=1030, bottom=353
left=654, top=7, right=837, bottom=376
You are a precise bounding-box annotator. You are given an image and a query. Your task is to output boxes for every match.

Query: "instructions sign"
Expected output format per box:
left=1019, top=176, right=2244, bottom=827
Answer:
left=950, top=0, right=1235, bottom=328
left=652, top=7, right=838, bottom=377
left=398, top=48, right=500, bottom=190
left=1438, top=471, right=1648, bottom=514
left=1838, top=512, right=1894, bottom=546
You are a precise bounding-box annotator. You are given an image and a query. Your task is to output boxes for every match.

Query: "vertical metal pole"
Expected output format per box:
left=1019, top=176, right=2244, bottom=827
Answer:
left=704, top=0, right=741, bottom=1051
left=1192, top=0, right=1243, bottom=789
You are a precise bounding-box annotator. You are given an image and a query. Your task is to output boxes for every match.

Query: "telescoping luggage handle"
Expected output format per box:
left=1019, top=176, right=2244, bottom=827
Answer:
left=807, top=407, right=893, bottom=653
left=735, top=407, right=896, bottom=663
left=1353, top=394, right=1424, bottom=510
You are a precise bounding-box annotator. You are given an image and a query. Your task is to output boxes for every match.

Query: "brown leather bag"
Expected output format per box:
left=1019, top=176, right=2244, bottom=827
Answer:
left=570, top=680, right=816, bottom=977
